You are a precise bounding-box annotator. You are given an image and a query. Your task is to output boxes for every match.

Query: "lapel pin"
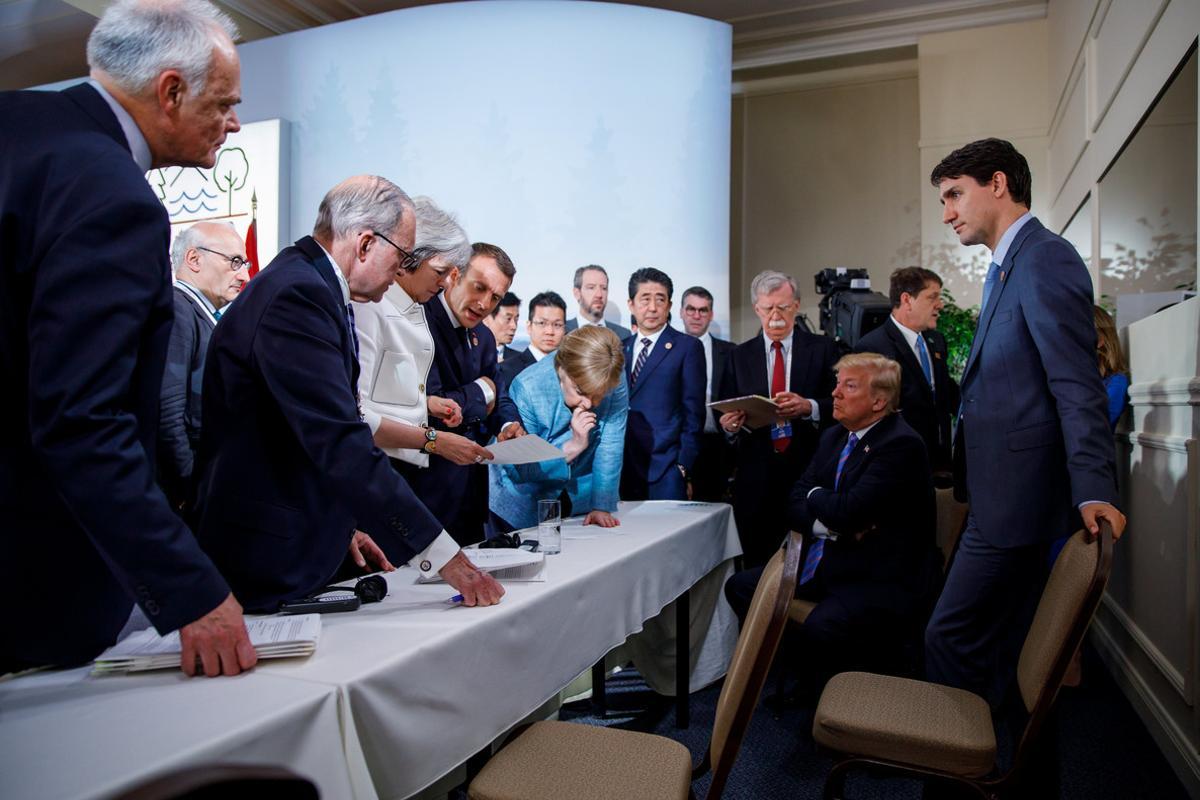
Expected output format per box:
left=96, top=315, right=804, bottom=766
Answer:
left=471, top=333, right=478, bottom=347
left=665, top=342, right=673, bottom=350
left=934, top=352, right=942, bottom=360
left=864, top=444, right=870, bottom=453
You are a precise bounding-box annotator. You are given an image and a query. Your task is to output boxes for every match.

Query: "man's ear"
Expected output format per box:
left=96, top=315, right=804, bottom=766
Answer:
left=990, top=170, right=1009, bottom=199
left=184, top=247, right=203, bottom=274
left=155, top=70, right=187, bottom=116
left=355, top=232, right=372, bottom=262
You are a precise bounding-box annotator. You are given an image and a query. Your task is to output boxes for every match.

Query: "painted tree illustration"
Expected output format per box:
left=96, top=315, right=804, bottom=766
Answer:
left=213, top=147, right=249, bottom=216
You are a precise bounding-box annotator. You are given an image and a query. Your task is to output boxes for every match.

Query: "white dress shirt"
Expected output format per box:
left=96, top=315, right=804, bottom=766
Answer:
left=889, top=315, right=927, bottom=371
left=761, top=331, right=819, bottom=422
left=698, top=331, right=717, bottom=433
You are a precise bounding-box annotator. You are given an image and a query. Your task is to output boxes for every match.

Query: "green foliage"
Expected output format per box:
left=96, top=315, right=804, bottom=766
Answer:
left=939, top=290, right=978, bottom=382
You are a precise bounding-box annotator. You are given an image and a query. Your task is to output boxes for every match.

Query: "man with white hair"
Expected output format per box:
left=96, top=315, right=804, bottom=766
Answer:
left=195, top=176, right=505, bottom=612
left=715, top=270, right=838, bottom=567
left=0, top=0, right=252, bottom=675
left=159, top=222, right=249, bottom=511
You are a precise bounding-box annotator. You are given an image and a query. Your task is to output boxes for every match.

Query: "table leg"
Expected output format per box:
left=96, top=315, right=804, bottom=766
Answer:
left=591, top=659, right=607, bottom=716
left=676, top=588, right=690, bottom=728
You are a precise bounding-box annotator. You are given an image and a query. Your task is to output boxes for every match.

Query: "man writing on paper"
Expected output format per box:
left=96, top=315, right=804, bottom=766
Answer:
left=0, top=0, right=256, bottom=676
left=716, top=271, right=837, bottom=566
left=195, top=176, right=504, bottom=612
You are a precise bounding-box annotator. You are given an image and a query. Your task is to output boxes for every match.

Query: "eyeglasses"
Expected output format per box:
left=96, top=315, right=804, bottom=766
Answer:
left=531, top=320, right=566, bottom=330
left=754, top=303, right=796, bottom=315
left=196, top=246, right=250, bottom=272
left=372, top=230, right=420, bottom=272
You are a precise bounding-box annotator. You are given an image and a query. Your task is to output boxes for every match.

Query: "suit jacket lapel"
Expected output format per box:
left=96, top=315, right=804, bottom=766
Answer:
left=629, top=328, right=674, bottom=396
left=426, top=297, right=469, bottom=387
left=743, top=335, right=769, bottom=397
left=884, top=321, right=933, bottom=401
left=64, top=84, right=128, bottom=153
left=962, top=218, right=1039, bottom=381
left=296, top=236, right=356, bottom=383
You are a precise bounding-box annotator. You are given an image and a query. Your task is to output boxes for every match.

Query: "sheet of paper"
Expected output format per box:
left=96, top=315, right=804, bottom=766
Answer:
left=707, top=394, right=780, bottom=430
left=485, top=434, right=564, bottom=464
left=417, top=548, right=547, bottom=583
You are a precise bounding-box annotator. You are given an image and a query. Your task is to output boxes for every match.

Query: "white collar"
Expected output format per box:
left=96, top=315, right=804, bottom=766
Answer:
left=848, top=417, right=883, bottom=441
left=316, top=241, right=351, bottom=305
left=991, top=210, right=1034, bottom=265
left=889, top=314, right=923, bottom=351
left=528, top=344, right=549, bottom=362
left=439, top=291, right=462, bottom=329
left=761, top=330, right=791, bottom=353
left=634, top=324, right=668, bottom=349
left=577, top=315, right=605, bottom=328
left=384, top=281, right=417, bottom=312
left=88, top=79, right=152, bottom=173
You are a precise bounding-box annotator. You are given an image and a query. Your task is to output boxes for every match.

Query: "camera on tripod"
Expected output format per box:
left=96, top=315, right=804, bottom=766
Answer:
left=815, top=268, right=891, bottom=349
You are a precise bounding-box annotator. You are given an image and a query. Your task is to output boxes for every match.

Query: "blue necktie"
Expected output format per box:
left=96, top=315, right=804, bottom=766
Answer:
left=631, top=338, right=651, bottom=384
left=345, top=303, right=360, bottom=360
left=916, top=334, right=934, bottom=390
left=800, top=432, right=858, bottom=585
left=213, top=308, right=222, bottom=321
left=979, top=261, right=1001, bottom=317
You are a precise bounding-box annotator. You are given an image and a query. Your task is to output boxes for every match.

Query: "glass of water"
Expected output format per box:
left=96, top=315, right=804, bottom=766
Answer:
left=537, top=498, right=562, bottom=554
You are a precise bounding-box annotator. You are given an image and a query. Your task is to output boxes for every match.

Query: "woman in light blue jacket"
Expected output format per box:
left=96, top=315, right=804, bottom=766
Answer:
left=489, top=326, right=628, bottom=531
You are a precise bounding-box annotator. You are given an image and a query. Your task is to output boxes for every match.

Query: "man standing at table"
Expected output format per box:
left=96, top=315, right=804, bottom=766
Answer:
left=195, top=176, right=504, bottom=611
left=0, top=0, right=255, bottom=676
left=717, top=271, right=837, bottom=567
left=680, top=285, right=736, bottom=502
left=566, top=264, right=631, bottom=340
left=923, top=138, right=1125, bottom=700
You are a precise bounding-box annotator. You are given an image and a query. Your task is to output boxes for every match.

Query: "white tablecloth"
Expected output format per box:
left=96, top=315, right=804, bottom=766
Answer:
left=0, top=500, right=740, bottom=800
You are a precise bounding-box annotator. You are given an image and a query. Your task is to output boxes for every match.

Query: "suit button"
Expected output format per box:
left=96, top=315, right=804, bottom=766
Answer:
left=144, top=600, right=160, bottom=616
left=418, top=384, right=425, bottom=392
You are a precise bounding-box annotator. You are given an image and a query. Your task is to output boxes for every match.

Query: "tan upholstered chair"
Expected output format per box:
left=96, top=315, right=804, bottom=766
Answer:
left=811, top=524, right=1114, bottom=800
left=468, top=531, right=803, bottom=800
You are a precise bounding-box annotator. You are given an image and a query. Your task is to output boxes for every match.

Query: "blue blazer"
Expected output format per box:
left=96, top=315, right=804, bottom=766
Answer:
left=956, top=217, right=1117, bottom=547
left=194, top=237, right=443, bottom=611
left=622, top=326, right=706, bottom=483
left=0, top=84, right=229, bottom=667
left=489, top=357, right=628, bottom=529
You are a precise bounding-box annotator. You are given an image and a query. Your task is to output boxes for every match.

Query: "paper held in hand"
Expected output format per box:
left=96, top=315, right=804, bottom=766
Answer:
left=416, top=547, right=546, bottom=583
left=707, top=394, right=780, bottom=430
left=485, top=434, right=564, bottom=464
left=91, top=614, right=322, bottom=675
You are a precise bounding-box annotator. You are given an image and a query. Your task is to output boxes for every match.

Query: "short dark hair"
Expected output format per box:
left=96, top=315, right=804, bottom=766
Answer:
left=573, top=264, right=607, bottom=290
left=490, top=291, right=521, bottom=317
left=681, top=286, right=713, bottom=306
left=528, top=291, right=567, bottom=320
left=929, top=137, right=1032, bottom=208
left=628, top=267, right=673, bottom=301
left=889, top=267, right=942, bottom=308
left=471, top=242, right=516, bottom=279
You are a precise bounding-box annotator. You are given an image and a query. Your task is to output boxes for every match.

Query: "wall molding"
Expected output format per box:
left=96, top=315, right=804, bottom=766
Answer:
left=732, top=59, right=917, bottom=97
left=1099, top=594, right=1191, bottom=702
left=918, top=126, right=1048, bottom=150
left=1128, top=377, right=1200, bottom=407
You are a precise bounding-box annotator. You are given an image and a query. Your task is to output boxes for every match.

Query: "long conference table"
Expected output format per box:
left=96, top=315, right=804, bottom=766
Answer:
left=1, top=500, right=742, bottom=800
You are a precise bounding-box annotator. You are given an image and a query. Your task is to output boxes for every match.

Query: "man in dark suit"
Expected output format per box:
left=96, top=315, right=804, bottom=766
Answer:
left=565, top=264, right=631, bottom=340
left=407, top=243, right=525, bottom=545
left=499, top=291, right=567, bottom=388
left=854, top=267, right=959, bottom=479
left=158, top=222, right=249, bottom=511
left=725, top=353, right=935, bottom=685
left=0, top=1, right=256, bottom=676
left=195, top=176, right=504, bottom=612
left=619, top=269, right=705, bottom=501
left=924, top=138, right=1126, bottom=700
left=680, top=286, right=736, bottom=502
left=484, top=291, right=522, bottom=364
left=717, top=271, right=838, bottom=566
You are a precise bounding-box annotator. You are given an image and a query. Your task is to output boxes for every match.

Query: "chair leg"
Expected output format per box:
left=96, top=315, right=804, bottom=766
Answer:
left=823, top=760, right=851, bottom=800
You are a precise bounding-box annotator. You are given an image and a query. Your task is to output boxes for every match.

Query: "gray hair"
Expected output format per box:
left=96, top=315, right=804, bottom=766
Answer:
left=749, top=270, right=799, bottom=304
left=86, top=0, right=238, bottom=96
left=412, top=196, right=471, bottom=270
left=170, top=221, right=235, bottom=273
left=312, top=175, right=413, bottom=243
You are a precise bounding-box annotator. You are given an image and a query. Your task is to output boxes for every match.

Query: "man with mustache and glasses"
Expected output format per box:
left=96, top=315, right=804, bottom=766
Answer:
left=716, top=270, right=837, bottom=567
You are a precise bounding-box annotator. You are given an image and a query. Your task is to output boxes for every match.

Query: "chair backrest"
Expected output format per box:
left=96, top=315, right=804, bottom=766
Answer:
left=1012, top=524, right=1114, bottom=767
left=706, top=531, right=802, bottom=799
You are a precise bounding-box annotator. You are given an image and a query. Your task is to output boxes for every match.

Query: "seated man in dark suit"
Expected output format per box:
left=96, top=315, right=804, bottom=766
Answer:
left=499, top=291, right=567, bottom=388
left=679, top=285, right=736, bottom=502
left=484, top=291, right=522, bottom=364
left=619, top=268, right=705, bottom=500
left=195, top=176, right=504, bottom=612
left=158, top=221, right=249, bottom=511
left=725, top=353, right=935, bottom=689
left=408, top=243, right=526, bottom=545
left=854, top=267, right=959, bottom=480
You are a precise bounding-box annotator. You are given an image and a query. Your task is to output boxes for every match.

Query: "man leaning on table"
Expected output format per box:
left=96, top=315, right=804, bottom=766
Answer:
left=194, top=176, right=504, bottom=620
left=0, top=0, right=256, bottom=677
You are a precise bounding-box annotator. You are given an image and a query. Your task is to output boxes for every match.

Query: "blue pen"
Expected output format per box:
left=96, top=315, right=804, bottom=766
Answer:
left=447, top=594, right=464, bottom=604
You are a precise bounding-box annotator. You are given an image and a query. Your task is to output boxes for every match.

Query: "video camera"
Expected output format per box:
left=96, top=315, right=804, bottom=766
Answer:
left=814, top=267, right=891, bottom=349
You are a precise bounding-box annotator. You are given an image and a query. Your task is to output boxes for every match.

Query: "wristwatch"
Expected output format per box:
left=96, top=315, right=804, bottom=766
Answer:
left=677, top=464, right=690, bottom=481
left=421, top=426, right=438, bottom=454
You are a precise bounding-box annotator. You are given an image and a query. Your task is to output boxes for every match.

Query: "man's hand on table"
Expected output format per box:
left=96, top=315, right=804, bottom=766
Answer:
left=179, top=593, right=258, bottom=677
left=583, top=510, right=619, bottom=528
left=439, top=551, right=505, bottom=606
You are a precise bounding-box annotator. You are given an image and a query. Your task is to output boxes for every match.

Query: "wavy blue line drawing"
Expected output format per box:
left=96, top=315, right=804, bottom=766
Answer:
left=175, top=201, right=219, bottom=215
left=168, top=188, right=219, bottom=202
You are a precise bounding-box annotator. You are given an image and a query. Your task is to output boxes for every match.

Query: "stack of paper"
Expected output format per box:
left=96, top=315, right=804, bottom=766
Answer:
left=707, top=395, right=780, bottom=430
left=417, top=547, right=546, bottom=583
left=92, top=614, right=323, bottom=675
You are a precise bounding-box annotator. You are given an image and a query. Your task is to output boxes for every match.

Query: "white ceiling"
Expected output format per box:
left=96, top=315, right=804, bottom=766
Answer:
left=0, top=0, right=1045, bottom=90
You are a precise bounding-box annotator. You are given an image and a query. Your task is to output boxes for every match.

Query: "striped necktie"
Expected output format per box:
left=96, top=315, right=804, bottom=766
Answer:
left=631, top=337, right=651, bottom=383
left=800, top=432, right=859, bottom=585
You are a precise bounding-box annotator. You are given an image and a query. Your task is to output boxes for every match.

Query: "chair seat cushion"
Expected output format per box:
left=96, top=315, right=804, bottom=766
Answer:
left=469, top=720, right=693, bottom=800
left=813, top=672, right=997, bottom=778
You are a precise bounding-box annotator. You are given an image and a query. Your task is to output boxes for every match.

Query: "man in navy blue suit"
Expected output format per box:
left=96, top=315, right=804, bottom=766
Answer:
left=195, top=177, right=505, bottom=611
left=404, top=243, right=525, bottom=545
left=618, top=268, right=705, bottom=501
left=0, top=0, right=255, bottom=676
left=923, top=138, right=1126, bottom=700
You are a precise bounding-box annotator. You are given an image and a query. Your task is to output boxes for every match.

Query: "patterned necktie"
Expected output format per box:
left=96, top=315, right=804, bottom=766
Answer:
left=771, top=340, right=790, bottom=453
left=344, top=303, right=360, bottom=360
left=916, top=334, right=934, bottom=391
left=979, top=261, right=1001, bottom=317
left=631, top=337, right=652, bottom=384
left=213, top=308, right=222, bottom=321
left=800, top=432, right=858, bottom=585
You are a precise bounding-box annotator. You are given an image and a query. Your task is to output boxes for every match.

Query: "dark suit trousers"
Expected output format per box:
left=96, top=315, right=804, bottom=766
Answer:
left=621, top=465, right=687, bottom=501
left=691, top=432, right=732, bottom=502
left=924, top=512, right=1047, bottom=705
left=732, top=449, right=802, bottom=568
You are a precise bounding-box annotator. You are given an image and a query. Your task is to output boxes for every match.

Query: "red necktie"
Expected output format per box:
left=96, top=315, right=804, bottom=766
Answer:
left=771, top=340, right=790, bottom=453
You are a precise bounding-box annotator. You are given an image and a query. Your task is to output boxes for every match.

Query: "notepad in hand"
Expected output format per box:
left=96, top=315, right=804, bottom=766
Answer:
left=91, top=614, right=323, bottom=675
left=417, top=547, right=546, bottom=583
left=707, top=394, right=781, bottom=430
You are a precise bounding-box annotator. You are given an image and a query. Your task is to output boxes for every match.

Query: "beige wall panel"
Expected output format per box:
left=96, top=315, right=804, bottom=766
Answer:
left=737, top=76, right=920, bottom=341
left=1090, top=0, right=1170, bottom=132
left=1048, top=59, right=1090, bottom=205
left=1048, top=0, right=1101, bottom=119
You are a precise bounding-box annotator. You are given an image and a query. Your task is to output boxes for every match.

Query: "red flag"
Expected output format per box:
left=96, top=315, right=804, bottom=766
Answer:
left=245, top=189, right=260, bottom=279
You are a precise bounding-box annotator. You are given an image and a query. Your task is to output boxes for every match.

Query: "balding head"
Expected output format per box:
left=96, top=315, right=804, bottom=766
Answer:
left=172, top=221, right=248, bottom=309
